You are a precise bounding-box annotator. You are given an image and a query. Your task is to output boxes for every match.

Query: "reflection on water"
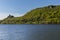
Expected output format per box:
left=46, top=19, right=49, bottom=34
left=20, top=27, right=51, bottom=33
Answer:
left=0, top=25, right=60, bottom=40
left=0, top=31, right=9, bottom=40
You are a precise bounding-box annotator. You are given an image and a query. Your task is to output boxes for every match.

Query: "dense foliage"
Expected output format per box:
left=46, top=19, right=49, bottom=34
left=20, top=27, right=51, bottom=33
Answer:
left=1, top=5, right=60, bottom=24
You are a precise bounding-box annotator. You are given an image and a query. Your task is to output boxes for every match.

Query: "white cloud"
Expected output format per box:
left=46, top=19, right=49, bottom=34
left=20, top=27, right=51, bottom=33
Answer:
left=0, top=13, right=24, bottom=20
left=0, top=13, right=9, bottom=20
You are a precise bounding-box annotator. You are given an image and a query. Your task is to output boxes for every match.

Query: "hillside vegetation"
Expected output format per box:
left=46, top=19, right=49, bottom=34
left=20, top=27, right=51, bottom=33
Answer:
left=1, top=5, right=60, bottom=24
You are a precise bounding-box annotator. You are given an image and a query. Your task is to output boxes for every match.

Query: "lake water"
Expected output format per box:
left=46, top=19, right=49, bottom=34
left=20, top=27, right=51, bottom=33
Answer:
left=0, top=25, right=60, bottom=40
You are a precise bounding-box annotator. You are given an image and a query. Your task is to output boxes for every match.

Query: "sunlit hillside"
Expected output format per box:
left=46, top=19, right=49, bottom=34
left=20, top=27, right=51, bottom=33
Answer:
left=1, top=5, right=60, bottom=24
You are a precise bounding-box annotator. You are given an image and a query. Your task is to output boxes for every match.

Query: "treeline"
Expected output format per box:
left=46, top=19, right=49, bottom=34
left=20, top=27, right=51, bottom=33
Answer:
left=0, top=5, right=60, bottom=24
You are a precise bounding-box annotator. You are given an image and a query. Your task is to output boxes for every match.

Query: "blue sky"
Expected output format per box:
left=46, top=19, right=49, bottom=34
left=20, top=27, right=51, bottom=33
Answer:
left=0, top=0, right=60, bottom=20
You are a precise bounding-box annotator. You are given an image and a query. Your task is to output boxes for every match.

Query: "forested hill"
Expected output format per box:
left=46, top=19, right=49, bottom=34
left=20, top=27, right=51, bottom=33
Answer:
left=0, top=5, right=60, bottom=24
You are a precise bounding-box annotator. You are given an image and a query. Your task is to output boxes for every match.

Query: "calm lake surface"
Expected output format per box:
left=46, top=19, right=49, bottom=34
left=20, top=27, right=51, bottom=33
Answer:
left=0, top=25, right=60, bottom=40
